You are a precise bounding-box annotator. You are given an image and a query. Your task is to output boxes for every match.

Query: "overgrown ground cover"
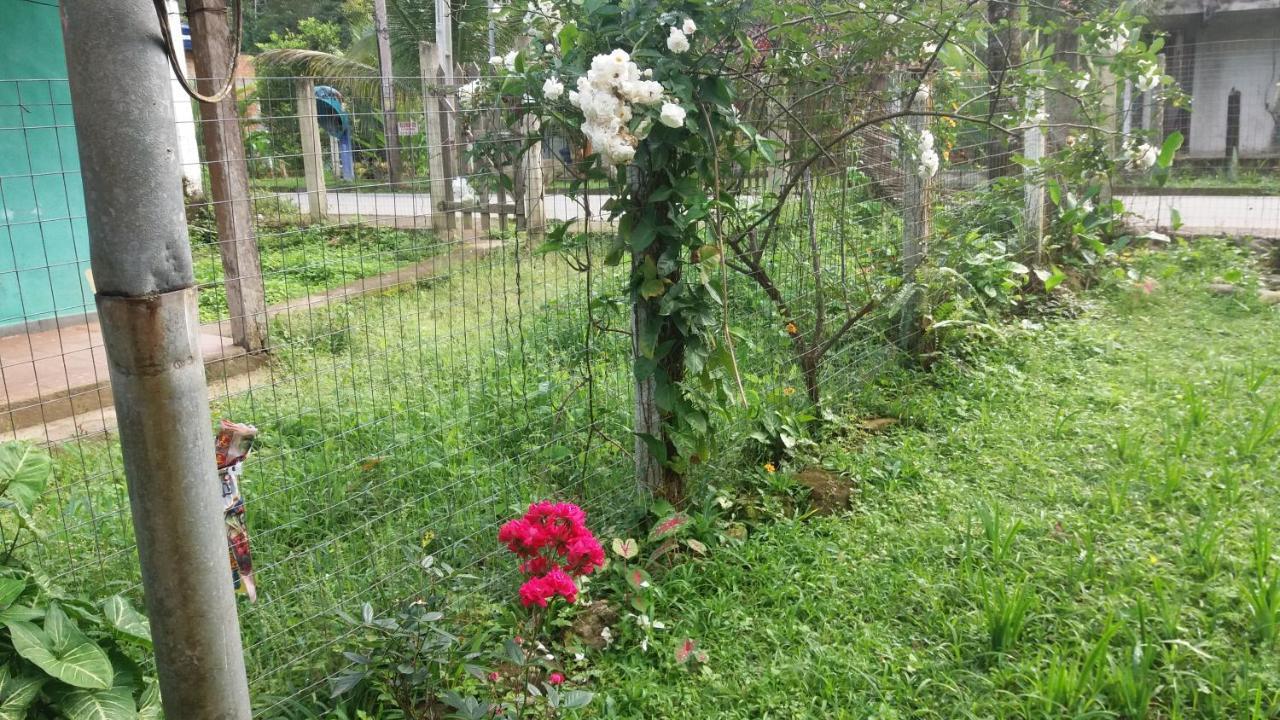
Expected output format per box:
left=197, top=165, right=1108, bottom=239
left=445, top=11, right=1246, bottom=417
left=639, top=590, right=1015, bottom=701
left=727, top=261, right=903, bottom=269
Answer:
left=581, top=239, right=1280, bottom=718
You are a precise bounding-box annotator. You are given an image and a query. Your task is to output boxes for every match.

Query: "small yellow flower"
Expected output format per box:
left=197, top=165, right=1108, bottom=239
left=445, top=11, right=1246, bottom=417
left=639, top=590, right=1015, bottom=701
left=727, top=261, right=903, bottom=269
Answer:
left=783, top=387, right=796, bottom=397
left=763, top=462, right=777, bottom=474
left=785, top=322, right=798, bottom=335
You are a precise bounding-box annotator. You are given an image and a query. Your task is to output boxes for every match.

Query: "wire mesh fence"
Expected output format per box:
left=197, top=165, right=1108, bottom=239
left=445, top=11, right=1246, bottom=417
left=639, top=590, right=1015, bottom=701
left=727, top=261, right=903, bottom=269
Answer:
left=2, top=34, right=1279, bottom=714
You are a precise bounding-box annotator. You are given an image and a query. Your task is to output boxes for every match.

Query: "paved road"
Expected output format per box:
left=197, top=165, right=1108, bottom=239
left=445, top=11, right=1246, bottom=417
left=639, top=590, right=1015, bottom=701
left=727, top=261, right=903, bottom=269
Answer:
left=274, top=191, right=612, bottom=223
left=1118, top=194, right=1280, bottom=239
left=276, top=191, right=1280, bottom=240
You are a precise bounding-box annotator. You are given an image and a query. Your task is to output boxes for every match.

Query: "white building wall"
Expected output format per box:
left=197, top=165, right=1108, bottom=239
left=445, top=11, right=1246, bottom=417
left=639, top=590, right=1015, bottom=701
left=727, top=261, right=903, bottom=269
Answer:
left=1186, top=10, right=1280, bottom=157
left=164, top=0, right=203, bottom=194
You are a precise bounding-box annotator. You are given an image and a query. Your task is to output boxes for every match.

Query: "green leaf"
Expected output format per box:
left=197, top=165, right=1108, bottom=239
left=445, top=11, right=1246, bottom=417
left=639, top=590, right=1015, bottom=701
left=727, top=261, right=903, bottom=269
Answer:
left=10, top=605, right=114, bottom=689
left=1157, top=132, right=1183, bottom=169
left=560, top=690, right=594, bottom=709
left=136, top=680, right=162, bottom=720
left=61, top=686, right=138, bottom=720
left=102, top=596, right=152, bottom=648
left=0, top=578, right=25, bottom=610
left=1043, top=266, right=1067, bottom=293
left=0, top=665, right=43, bottom=720
left=648, top=512, right=692, bottom=542
left=0, top=442, right=51, bottom=520
left=624, top=566, right=652, bottom=593
left=1169, top=207, right=1183, bottom=232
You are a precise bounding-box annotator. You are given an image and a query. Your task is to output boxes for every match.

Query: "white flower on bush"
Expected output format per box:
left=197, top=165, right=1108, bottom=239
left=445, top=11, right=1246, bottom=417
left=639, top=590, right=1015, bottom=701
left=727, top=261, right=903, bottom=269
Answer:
left=682, top=17, right=697, bottom=35
left=457, top=79, right=482, bottom=109
left=886, top=13, right=901, bottom=24
left=916, top=129, right=940, bottom=178
left=1099, top=25, right=1128, bottom=54
left=570, top=50, right=665, bottom=165
left=524, top=0, right=563, bottom=37
left=667, top=27, right=690, bottom=54
left=659, top=102, right=686, bottom=128
left=452, top=177, right=479, bottom=204
left=1074, top=73, right=1091, bottom=92
left=1135, top=60, right=1161, bottom=92
left=503, top=50, right=519, bottom=72
left=543, top=76, right=565, bottom=100
left=1126, top=140, right=1158, bottom=170
left=489, top=55, right=504, bottom=68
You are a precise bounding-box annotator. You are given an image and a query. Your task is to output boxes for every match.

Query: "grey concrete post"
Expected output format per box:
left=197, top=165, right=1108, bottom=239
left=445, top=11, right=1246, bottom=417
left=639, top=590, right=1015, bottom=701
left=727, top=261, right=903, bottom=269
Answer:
left=1023, top=80, right=1047, bottom=264
left=297, top=78, right=329, bottom=224
left=60, top=3, right=253, bottom=718
left=899, top=72, right=933, bottom=353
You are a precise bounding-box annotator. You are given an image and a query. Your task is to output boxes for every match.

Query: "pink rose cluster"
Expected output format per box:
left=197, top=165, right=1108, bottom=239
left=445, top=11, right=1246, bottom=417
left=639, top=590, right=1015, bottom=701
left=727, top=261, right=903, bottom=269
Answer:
left=499, top=501, right=604, bottom=608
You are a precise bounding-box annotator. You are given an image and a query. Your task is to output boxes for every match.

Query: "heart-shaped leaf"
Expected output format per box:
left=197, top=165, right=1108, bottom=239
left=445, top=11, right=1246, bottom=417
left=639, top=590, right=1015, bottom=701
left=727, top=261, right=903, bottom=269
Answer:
left=136, top=680, right=162, bottom=720
left=60, top=686, right=137, bottom=720
left=0, top=443, right=51, bottom=528
left=648, top=513, right=691, bottom=542
left=10, top=604, right=113, bottom=689
left=0, top=664, right=44, bottom=720
left=611, top=538, right=639, bottom=560
left=102, top=596, right=151, bottom=648
left=624, top=567, right=652, bottom=593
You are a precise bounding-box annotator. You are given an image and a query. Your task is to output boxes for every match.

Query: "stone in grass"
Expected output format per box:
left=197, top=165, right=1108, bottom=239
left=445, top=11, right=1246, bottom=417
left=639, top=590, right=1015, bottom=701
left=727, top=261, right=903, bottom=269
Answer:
left=796, top=467, right=856, bottom=516
left=858, top=417, right=899, bottom=432
left=569, top=600, right=618, bottom=650
left=1260, top=289, right=1280, bottom=306
left=1207, top=283, right=1238, bottom=296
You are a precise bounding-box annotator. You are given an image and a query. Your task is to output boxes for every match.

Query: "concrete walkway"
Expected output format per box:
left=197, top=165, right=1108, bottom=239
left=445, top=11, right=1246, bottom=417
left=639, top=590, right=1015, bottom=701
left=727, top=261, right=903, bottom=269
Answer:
left=1118, top=194, right=1280, bottom=239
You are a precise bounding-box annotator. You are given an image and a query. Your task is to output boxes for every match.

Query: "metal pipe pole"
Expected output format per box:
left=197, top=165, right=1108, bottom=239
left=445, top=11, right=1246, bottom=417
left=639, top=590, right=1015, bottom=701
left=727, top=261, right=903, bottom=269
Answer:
left=60, top=3, right=253, bottom=718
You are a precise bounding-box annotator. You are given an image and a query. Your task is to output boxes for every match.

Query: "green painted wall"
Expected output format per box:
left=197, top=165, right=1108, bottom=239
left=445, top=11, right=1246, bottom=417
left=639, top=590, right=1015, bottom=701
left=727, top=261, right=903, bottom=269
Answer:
left=0, top=0, right=93, bottom=329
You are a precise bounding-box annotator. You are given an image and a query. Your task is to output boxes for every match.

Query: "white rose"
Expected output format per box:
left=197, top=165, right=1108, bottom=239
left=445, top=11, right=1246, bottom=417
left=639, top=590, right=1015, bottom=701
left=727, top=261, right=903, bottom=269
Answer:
left=682, top=18, right=697, bottom=35
left=886, top=13, right=900, bottom=24
left=543, top=76, right=564, bottom=100
left=667, top=27, right=690, bottom=54
left=659, top=102, right=686, bottom=128
left=503, top=50, right=519, bottom=72
left=545, top=43, right=556, bottom=53
left=1135, top=143, right=1158, bottom=169
left=489, top=55, right=504, bottom=67
left=1074, top=73, right=1090, bottom=92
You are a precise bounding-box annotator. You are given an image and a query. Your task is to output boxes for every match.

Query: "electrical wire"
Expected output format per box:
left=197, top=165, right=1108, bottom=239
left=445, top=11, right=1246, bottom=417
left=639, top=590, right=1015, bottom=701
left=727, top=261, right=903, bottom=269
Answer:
left=151, top=0, right=243, bottom=104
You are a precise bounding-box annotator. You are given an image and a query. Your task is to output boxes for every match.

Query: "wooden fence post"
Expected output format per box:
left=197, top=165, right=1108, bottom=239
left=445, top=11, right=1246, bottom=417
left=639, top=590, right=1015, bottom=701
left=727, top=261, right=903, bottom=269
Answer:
left=420, top=42, right=456, bottom=239
left=188, top=0, right=268, bottom=352
left=297, top=78, right=328, bottom=224
left=899, top=71, right=933, bottom=353
left=520, top=112, right=547, bottom=240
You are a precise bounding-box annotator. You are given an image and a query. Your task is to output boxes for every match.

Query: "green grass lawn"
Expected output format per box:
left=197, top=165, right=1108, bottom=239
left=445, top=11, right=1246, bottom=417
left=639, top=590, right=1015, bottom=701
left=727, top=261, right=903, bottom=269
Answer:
left=191, top=223, right=444, bottom=323
left=582, top=240, right=1280, bottom=719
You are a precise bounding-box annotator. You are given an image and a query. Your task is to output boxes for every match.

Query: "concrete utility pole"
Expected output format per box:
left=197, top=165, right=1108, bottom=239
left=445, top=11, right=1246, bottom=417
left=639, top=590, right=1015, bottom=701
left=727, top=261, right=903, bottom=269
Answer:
left=187, top=0, right=268, bottom=352
left=60, top=2, right=253, bottom=718
left=373, top=0, right=403, bottom=185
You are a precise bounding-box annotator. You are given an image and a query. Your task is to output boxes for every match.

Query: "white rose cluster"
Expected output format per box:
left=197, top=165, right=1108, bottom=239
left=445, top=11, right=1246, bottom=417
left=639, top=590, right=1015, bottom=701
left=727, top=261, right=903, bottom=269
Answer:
left=489, top=50, right=519, bottom=73
left=1073, top=73, right=1091, bottom=92
left=457, top=79, right=482, bottom=109
left=1126, top=140, right=1158, bottom=170
left=917, top=129, right=940, bottom=179
left=543, top=75, right=565, bottom=100
left=452, top=177, right=479, bottom=205
left=524, top=0, right=563, bottom=37
left=569, top=50, right=666, bottom=165
left=1098, top=25, right=1128, bottom=55
left=1135, top=59, right=1161, bottom=93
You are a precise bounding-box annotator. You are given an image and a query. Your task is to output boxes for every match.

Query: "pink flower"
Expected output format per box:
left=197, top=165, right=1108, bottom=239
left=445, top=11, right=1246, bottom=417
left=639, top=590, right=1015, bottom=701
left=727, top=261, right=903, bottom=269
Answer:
left=518, top=567, right=579, bottom=608
left=487, top=671, right=500, bottom=683
left=548, top=672, right=565, bottom=686
left=499, top=518, right=545, bottom=557
left=563, top=534, right=605, bottom=575
left=519, top=556, right=551, bottom=576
